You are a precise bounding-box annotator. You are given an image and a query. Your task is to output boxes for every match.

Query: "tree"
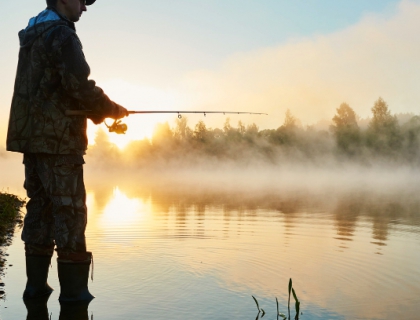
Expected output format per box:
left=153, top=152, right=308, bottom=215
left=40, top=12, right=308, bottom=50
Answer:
left=238, top=121, right=246, bottom=135
left=89, top=128, right=121, bottom=164
left=366, top=97, right=400, bottom=154
left=152, top=122, right=173, bottom=146
left=223, top=117, right=241, bottom=142
left=271, top=109, right=300, bottom=146
left=332, top=103, right=358, bottom=128
left=331, top=103, right=360, bottom=155
left=369, top=98, right=398, bottom=132
left=194, top=120, right=208, bottom=142
left=246, top=123, right=259, bottom=135
left=174, top=116, right=192, bottom=141
left=223, top=117, right=232, bottom=133
left=283, top=109, right=297, bottom=129
left=401, top=115, right=420, bottom=163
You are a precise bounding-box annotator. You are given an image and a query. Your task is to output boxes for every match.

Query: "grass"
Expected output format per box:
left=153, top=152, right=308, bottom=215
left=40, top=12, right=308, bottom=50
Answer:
left=253, top=278, right=302, bottom=320
left=0, top=191, right=25, bottom=264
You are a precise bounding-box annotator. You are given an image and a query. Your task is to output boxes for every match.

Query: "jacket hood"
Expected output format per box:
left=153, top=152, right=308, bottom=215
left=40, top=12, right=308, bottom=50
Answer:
left=19, top=8, right=74, bottom=48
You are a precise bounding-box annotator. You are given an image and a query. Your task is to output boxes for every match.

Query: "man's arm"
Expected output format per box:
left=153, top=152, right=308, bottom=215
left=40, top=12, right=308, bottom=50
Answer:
left=51, top=27, right=127, bottom=123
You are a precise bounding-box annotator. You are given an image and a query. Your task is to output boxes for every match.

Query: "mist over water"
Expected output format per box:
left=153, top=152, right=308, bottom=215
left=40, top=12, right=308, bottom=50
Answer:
left=2, top=148, right=420, bottom=319
left=86, top=165, right=420, bottom=320
left=2, top=99, right=420, bottom=319
left=3, top=125, right=420, bottom=223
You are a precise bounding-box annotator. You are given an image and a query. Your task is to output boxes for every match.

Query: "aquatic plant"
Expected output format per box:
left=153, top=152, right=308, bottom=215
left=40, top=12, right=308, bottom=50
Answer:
left=288, top=278, right=300, bottom=320
left=253, top=278, right=301, bottom=320
left=0, top=191, right=25, bottom=300
left=252, top=295, right=266, bottom=318
left=0, top=191, right=25, bottom=260
left=0, top=191, right=25, bottom=227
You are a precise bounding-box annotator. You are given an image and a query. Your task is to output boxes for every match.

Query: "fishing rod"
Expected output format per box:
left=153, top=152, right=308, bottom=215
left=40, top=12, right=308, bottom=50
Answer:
left=65, top=110, right=268, bottom=134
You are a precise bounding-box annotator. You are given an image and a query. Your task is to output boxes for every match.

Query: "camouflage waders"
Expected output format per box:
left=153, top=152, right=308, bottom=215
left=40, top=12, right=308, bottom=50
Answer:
left=22, top=153, right=87, bottom=256
left=10, top=6, right=118, bottom=302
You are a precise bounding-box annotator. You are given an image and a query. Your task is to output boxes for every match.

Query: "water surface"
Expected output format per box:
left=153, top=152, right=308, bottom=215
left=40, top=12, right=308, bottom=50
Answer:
left=1, top=170, right=420, bottom=320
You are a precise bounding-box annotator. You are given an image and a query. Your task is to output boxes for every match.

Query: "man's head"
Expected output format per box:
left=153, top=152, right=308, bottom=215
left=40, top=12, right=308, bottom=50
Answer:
left=47, top=0, right=96, bottom=22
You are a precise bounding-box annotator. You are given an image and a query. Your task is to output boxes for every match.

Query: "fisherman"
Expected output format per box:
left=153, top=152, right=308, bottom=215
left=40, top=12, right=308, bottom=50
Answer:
left=6, top=0, right=128, bottom=302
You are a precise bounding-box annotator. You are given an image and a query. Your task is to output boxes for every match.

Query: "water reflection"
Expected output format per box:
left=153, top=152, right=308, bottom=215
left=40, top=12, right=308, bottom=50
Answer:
left=2, top=176, right=420, bottom=320
left=90, top=179, right=420, bottom=246
left=332, top=196, right=361, bottom=243
left=23, top=296, right=50, bottom=320
left=85, top=181, right=420, bottom=319
left=58, top=302, right=91, bottom=320
left=24, top=294, right=91, bottom=320
left=100, top=187, right=147, bottom=227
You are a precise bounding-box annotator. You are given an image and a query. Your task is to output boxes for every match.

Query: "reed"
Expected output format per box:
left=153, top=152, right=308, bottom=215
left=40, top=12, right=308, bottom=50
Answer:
left=253, top=278, right=301, bottom=320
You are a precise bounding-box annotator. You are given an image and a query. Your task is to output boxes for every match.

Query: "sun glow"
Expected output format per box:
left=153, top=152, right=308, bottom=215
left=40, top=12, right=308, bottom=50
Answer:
left=87, top=79, right=180, bottom=149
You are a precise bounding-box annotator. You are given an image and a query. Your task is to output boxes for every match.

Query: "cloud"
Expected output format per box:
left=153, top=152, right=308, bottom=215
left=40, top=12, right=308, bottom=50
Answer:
left=177, top=0, right=420, bottom=128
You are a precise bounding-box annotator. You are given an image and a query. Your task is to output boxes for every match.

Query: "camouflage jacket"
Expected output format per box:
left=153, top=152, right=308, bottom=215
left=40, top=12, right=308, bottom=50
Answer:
left=6, top=8, right=120, bottom=155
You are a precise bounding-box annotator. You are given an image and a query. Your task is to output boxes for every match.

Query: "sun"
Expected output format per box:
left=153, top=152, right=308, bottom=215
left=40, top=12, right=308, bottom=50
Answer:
left=87, top=78, right=180, bottom=149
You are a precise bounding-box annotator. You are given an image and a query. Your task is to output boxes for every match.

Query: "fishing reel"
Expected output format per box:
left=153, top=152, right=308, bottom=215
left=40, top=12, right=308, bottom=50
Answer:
left=105, top=119, right=128, bottom=134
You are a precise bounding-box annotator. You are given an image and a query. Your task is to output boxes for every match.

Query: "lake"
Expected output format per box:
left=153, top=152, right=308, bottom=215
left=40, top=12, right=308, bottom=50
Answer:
left=1, top=161, right=420, bottom=320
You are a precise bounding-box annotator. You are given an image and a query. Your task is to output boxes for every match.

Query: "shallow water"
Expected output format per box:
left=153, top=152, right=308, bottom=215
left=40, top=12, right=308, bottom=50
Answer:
left=1, top=170, right=420, bottom=319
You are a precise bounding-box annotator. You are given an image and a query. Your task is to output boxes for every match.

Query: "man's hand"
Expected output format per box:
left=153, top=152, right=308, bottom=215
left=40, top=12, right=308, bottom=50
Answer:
left=113, top=103, right=129, bottom=119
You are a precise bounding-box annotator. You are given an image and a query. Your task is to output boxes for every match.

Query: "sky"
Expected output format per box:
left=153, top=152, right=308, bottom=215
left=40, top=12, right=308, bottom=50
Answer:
left=1, top=0, right=419, bottom=147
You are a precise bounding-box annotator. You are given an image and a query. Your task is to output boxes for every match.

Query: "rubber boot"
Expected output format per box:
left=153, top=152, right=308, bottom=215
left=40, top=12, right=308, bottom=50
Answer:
left=23, top=294, right=51, bottom=320
left=59, top=301, right=90, bottom=320
left=23, top=255, right=54, bottom=299
left=57, top=252, right=94, bottom=303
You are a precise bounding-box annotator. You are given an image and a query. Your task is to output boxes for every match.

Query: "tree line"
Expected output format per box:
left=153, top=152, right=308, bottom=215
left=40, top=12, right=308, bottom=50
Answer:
left=88, top=97, right=420, bottom=167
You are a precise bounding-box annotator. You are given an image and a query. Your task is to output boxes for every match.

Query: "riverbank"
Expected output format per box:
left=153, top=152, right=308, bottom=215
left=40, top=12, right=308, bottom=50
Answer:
left=0, top=192, right=25, bottom=299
